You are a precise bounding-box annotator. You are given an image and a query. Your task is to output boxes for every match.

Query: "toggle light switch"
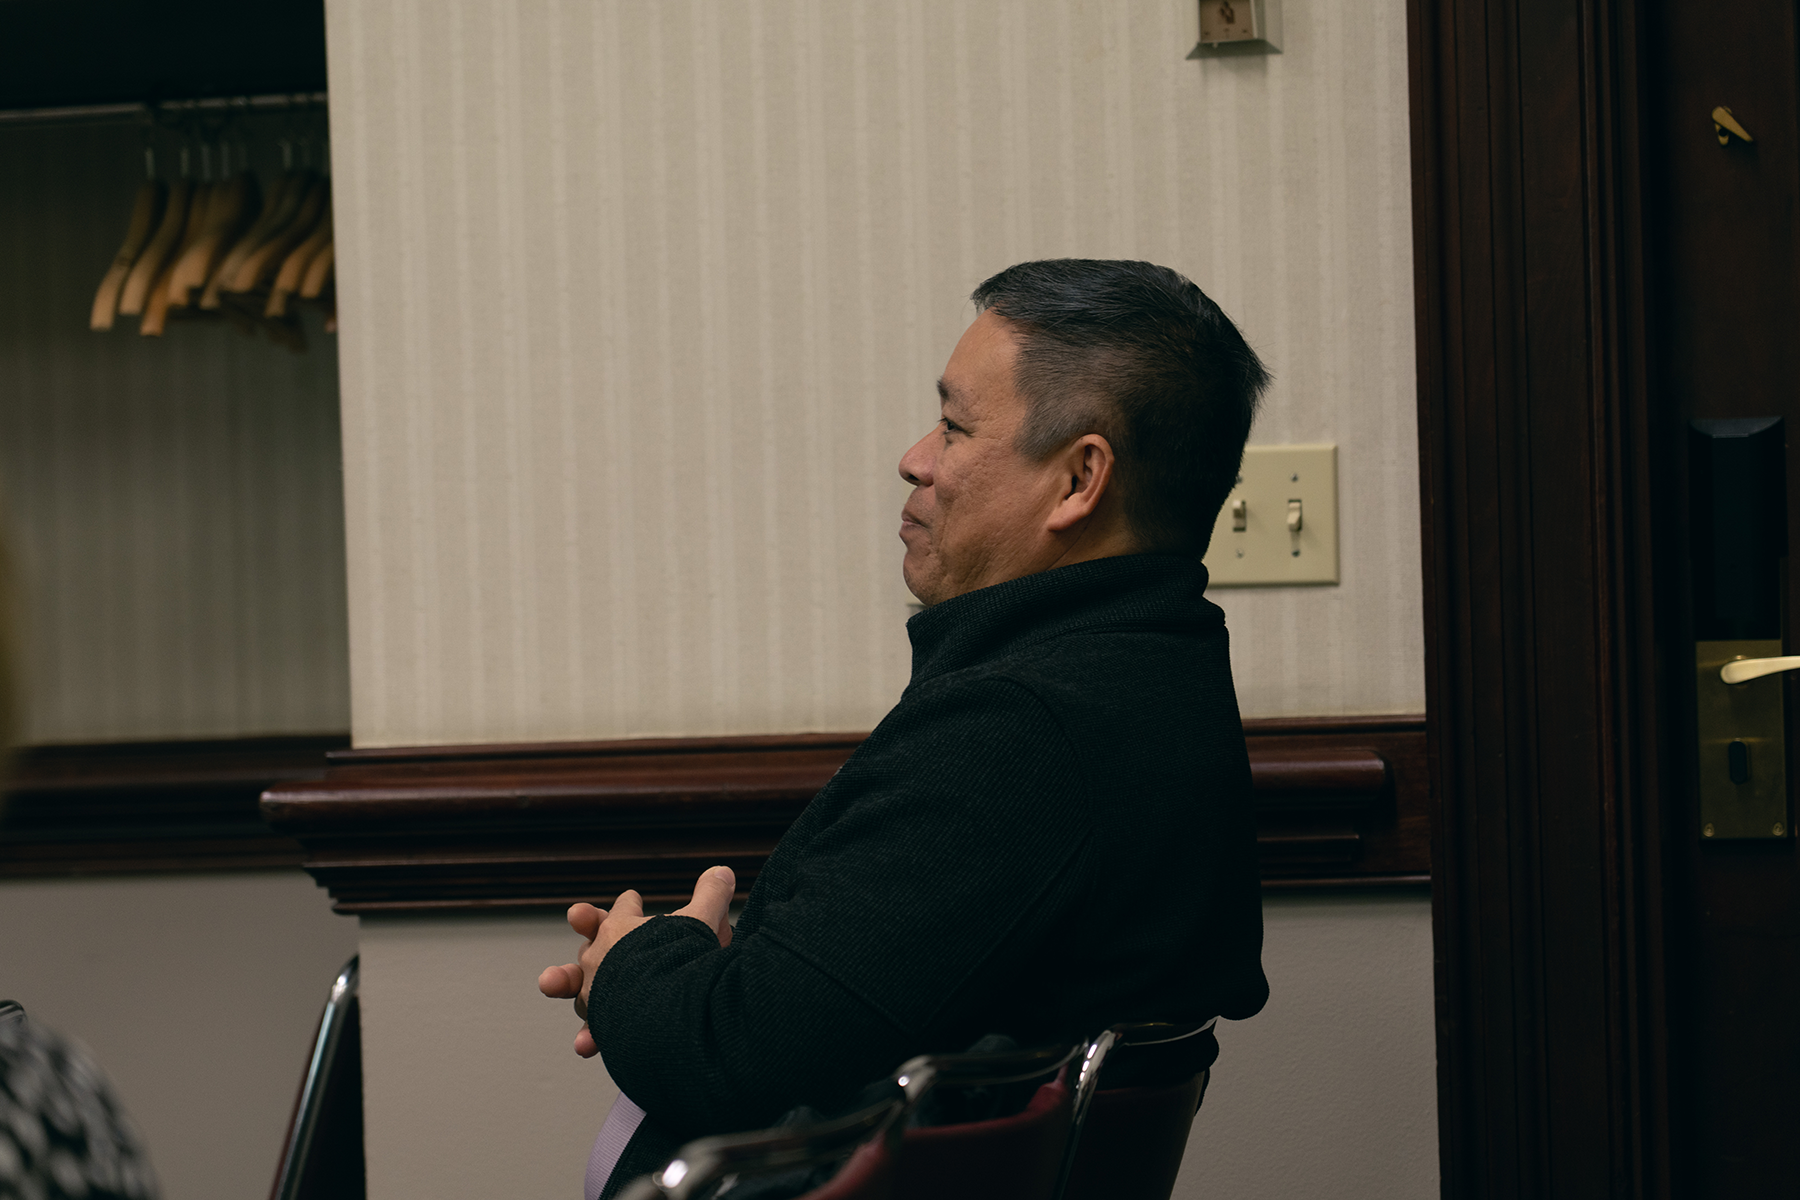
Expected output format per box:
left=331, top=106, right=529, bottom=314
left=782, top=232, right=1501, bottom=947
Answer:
left=1203, top=444, right=1339, bottom=587
left=1188, top=0, right=1282, bottom=56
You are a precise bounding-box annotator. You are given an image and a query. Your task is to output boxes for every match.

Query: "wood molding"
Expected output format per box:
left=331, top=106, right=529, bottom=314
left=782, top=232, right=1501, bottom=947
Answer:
left=0, top=736, right=346, bottom=877
left=1409, top=0, right=1669, bottom=1191
left=0, top=720, right=1427, bottom=896
left=258, top=717, right=1427, bottom=914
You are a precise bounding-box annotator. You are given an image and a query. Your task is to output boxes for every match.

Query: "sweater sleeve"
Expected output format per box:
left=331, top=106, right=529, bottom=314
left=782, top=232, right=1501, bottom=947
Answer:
left=588, top=677, right=1093, bottom=1138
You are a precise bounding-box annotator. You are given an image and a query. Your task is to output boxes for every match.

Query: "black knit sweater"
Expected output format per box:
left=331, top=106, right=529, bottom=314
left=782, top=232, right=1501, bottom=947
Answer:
left=591, top=555, right=1268, bottom=1195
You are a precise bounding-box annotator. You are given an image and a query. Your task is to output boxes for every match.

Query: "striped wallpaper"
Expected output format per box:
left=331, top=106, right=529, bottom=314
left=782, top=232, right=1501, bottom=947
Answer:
left=0, top=121, right=351, bottom=743
left=326, top=0, right=1423, bottom=746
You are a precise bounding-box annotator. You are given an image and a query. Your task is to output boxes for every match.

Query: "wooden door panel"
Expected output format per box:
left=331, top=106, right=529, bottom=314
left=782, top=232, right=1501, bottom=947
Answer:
left=1646, top=1, right=1800, bottom=1192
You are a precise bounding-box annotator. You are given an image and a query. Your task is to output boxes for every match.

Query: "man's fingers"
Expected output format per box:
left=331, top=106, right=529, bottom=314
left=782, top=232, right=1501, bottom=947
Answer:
left=611, top=889, right=645, bottom=921
left=677, top=865, right=736, bottom=944
left=567, top=903, right=606, bottom=939
left=575, top=1027, right=598, bottom=1058
left=538, top=963, right=583, bottom=998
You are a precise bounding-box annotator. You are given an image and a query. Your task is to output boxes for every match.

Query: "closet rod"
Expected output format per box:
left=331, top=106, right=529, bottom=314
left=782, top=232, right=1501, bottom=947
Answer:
left=0, top=91, right=328, bottom=128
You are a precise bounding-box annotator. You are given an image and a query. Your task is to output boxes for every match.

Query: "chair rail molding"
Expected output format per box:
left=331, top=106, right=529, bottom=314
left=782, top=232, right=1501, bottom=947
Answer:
left=0, top=736, right=347, bottom=876
left=258, top=716, right=1428, bottom=914
left=0, top=719, right=1428, bottom=895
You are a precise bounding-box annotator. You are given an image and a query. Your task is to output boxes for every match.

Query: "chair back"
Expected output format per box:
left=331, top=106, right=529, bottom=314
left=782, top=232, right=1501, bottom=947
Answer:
left=1053, top=1020, right=1216, bottom=1200
left=800, top=1137, right=893, bottom=1200
left=890, top=1043, right=1080, bottom=1200
left=615, top=1092, right=903, bottom=1200
left=269, top=956, right=364, bottom=1200
left=617, top=1042, right=1081, bottom=1200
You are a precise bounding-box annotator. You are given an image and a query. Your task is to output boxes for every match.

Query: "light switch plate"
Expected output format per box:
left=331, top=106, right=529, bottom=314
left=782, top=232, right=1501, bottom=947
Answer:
left=1203, top=444, right=1338, bottom=587
left=1188, top=0, right=1282, bottom=57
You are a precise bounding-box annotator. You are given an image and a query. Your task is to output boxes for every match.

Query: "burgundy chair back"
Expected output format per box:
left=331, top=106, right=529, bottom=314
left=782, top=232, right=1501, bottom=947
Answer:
left=893, top=1074, right=1073, bottom=1200
left=1058, top=1070, right=1206, bottom=1200
left=798, top=1138, right=894, bottom=1200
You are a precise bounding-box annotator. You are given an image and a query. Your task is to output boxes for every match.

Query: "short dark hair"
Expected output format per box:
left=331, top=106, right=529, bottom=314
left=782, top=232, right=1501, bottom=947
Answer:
left=970, top=259, right=1269, bottom=555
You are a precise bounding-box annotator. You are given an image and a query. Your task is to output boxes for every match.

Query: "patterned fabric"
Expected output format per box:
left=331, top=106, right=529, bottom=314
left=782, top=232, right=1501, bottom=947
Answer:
left=0, top=1014, right=159, bottom=1200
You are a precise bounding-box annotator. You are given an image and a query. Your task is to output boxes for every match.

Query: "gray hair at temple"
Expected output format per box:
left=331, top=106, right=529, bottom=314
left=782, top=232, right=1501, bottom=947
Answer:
left=970, top=259, right=1269, bottom=556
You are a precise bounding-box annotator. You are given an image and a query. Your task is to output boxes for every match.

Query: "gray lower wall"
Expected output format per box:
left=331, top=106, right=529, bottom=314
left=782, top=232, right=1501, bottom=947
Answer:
left=358, top=892, right=1439, bottom=1200
left=0, top=877, right=1436, bottom=1199
left=1185, top=891, right=1439, bottom=1199
left=0, top=872, right=359, bottom=1200
left=358, top=911, right=626, bottom=1199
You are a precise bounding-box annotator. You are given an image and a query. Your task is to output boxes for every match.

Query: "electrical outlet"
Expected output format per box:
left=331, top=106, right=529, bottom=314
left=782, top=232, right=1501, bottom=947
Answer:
left=1203, top=444, right=1338, bottom=587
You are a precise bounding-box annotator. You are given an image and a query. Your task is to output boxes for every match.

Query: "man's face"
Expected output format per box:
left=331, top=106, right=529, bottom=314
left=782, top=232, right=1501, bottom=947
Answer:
left=898, top=311, right=1071, bottom=605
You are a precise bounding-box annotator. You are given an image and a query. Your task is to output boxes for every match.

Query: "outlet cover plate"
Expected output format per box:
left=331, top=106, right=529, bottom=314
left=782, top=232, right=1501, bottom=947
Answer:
left=1203, top=444, right=1338, bottom=587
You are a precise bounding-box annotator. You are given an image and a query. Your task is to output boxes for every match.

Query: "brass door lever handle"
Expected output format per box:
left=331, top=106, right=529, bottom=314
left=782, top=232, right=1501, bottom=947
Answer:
left=1713, top=106, right=1754, bottom=146
left=1721, top=655, right=1800, bottom=684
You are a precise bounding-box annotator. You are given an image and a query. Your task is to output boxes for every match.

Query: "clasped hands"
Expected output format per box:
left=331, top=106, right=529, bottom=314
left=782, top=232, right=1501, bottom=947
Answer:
left=537, top=864, right=736, bottom=1058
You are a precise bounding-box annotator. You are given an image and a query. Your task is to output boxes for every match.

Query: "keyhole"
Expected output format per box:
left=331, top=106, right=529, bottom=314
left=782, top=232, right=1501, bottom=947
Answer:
left=1220, top=1, right=1237, bottom=23
left=1729, top=739, right=1751, bottom=785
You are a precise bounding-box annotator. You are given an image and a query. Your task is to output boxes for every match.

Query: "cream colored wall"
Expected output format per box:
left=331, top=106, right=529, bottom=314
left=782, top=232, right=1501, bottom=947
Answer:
left=0, top=120, right=351, bottom=744
left=327, top=0, right=1422, bottom=748
left=357, top=893, right=1437, bottom=1200
left=0, top=872, right=359, bottom=1200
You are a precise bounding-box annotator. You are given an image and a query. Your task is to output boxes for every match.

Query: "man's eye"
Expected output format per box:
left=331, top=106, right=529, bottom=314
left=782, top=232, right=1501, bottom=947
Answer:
left=941, top=419, right=962, bottom=435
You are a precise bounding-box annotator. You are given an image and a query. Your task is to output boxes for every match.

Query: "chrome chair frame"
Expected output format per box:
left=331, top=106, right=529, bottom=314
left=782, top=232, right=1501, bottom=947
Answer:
left=890, top=1041, right=1082, bottom=1112
left=619, top=1042, right=1083, bottom=1200
left=270, top=955, right=359, bottom=1200
left=615, top=1092, right=904, bottom=1200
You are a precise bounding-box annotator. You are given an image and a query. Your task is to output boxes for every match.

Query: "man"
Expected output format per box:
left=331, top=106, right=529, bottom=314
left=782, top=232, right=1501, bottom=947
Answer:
left=541, top=259, right=1271, bottom=1198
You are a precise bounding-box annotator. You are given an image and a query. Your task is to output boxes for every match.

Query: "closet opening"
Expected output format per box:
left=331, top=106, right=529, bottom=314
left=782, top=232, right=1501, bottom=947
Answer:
left=0, top=0, right=349, bottom=874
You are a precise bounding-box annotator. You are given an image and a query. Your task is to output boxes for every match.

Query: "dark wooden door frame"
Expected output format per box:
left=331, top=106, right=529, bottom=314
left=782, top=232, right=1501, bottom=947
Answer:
left=1409, top=0, right=1675, bottom=1195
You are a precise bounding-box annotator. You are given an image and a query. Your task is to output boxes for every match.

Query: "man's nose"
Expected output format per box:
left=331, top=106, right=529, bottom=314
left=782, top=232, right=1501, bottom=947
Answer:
left=898, top=431, right=934, bottom=486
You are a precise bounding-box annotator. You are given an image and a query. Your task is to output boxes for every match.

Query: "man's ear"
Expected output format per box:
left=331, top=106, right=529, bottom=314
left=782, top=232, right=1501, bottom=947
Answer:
left=1044, top=434, right=1118, bottom=533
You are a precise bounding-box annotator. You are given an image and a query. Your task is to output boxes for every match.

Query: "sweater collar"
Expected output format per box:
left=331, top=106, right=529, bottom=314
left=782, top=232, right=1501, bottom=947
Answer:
left=904, top=554, right=1221, bottom=685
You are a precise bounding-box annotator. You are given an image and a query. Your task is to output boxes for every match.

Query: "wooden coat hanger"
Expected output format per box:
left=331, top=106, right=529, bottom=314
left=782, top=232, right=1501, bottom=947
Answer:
left=202, top=170, right=299, bottom=308
left=167, top=142, right=257, bottom=309
left=228, top=174, right=326, bottom=294
left=203, top=132, right=310, bottom=309
left=90, top=151, right=166, bottom=330
left=266, top=198, right=331, bottom=317
left=118, top=144, right=194, bottom=316
left=299, top=240, right=333, bottom=300
left=141, top=178, right=212, bottom=336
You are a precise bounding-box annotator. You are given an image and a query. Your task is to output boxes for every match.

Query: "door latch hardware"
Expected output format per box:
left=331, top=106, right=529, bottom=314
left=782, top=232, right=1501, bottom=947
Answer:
left=1690, top=418, right=1788, bottom=840
left=1712, top=105, right=1754, bottom=146
left=1729, top=739, right=1751, bottom=784
left=1721, top=654, right=1800, bottom=684
left=1696, top=641, right=1788, bottom=838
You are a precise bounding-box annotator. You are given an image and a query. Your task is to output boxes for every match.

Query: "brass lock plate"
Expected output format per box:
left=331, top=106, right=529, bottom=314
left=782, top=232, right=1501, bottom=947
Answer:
left=1697, top=639, right=1791, bottom=839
